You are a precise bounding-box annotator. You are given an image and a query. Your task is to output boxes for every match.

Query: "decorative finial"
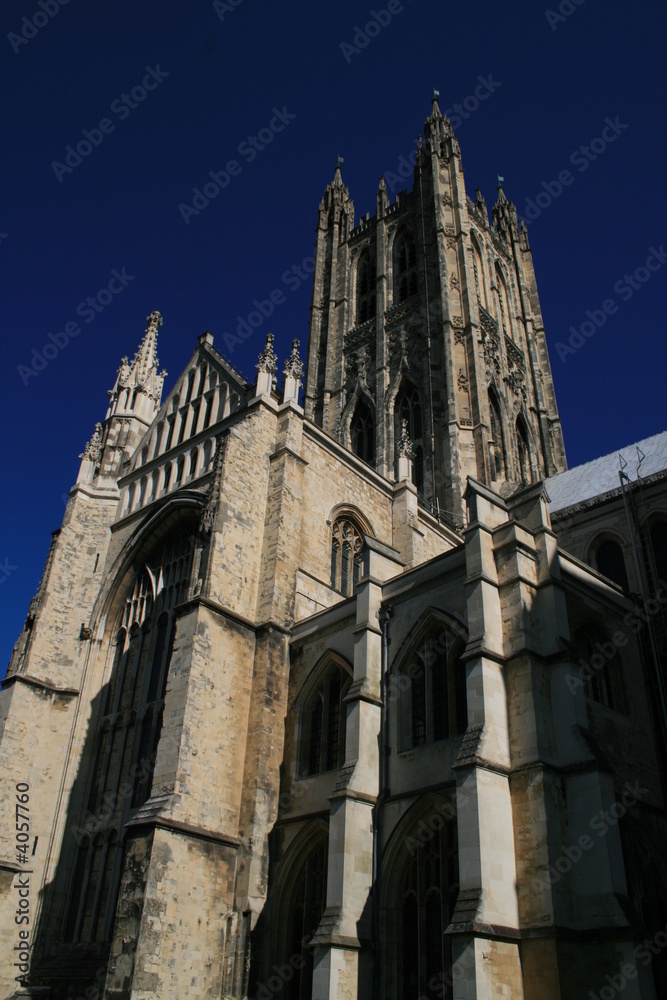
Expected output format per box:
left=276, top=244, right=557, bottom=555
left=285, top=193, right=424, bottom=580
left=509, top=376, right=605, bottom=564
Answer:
left=146, top=310, right=163, bottom=334
left=79, top=423, right=103, bottom=465
left=256, top=333, right=278, bottom=375
left=283, top=339, right=304, bottom=382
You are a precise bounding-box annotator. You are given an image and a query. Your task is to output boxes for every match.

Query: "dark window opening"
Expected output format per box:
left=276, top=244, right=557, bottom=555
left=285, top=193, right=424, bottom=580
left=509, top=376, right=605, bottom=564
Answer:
left=395, top=232, right=417, bottom=303
left=397, top=813, right=459, bottom=999
left=301, top=666, right=350, bottom=777
left=398, top=627, right=468, bottom=751
left=395, top=384, right=425, bottom=492
left=516, top=416, right=531, bottom=484
left=283, top=838, right=328, bottom=1000
left=350, top=402, right=375, bottom=466
left=596, top=539, right=630, bottom=591
left=357, top=253, right=376, bottom=324
left=488, top=389, right=506, bottom=480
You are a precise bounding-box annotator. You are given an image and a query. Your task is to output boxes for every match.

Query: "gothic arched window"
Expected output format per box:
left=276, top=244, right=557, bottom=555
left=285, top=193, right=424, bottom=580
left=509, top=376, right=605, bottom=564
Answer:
left=488, top=388, right=506, bottom=481
left=395, top=808, right=459, bottom=999
left=350, top=401, right=375, bottom=466
left=330, top=516, right=365, bottom=597
left=575, top=625, right=626, bottom=713
left=281, top=835, right=328, bottom=1000
left=394, top=231, right=417, bottom=303
left=495, top=264, right=512, bottom=338
left=471, top=234, right=487, bottom=309
left=300, top=662, right=351, bottom=777
left=63, top=528, right=194, bottom=945
left=396, top=625, right=468, bottom=751
left=649, top=521, right=667, bottom=588
left=595, top=539, right=630, bottom=591
left=516, top=416, right=531, bottom=484
left=395, top=383, right=424, bottom=492
left=357, top=252, right=376, bottom=324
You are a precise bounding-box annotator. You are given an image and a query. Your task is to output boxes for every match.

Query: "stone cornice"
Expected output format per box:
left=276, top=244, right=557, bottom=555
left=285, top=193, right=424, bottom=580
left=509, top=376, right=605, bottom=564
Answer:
left=1, top=672, right=79, bottom=697
left=125, top=812, right=241, bottom=850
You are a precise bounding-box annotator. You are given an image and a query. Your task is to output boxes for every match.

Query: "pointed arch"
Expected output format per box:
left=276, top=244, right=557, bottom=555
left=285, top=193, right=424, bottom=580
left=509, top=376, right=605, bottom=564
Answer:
left=515, top=413, right=532, bottom=484
left=268, top=821, right=329, bottom=1000
left=351, top=400, right=374, bottom=464
left=381, top=794, right=460, bottom=1000
left=295, top=651, right=353, bottom=778
left=495, top=261, right=513, bottom=340
left=356, top=249, right=376, bottom=325
left=470, top=230, right=488, bottom=309
left=63, top=525, right=193, bottom=945
left=330, top=511, right=367, bottom=597
left=341, top=379, right=375, bottom=465
left=394, top=379, right=424, bottom=491
left=390, top=608, right=468, bottom=751
left=394, top=228, right=418, bottom=303
left=587, top=532, right=630, bottom=591
left=488, top=385, right=507, bottom=481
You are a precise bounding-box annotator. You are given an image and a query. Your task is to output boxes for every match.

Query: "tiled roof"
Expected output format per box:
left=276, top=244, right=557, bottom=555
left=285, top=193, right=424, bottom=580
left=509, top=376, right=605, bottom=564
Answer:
left=546, top=430, right=667, bottom=514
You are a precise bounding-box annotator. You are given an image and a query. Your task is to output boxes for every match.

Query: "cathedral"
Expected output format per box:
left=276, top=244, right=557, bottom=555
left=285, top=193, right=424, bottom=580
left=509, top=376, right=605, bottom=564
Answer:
left=1, top=98, right=666, bottom=1000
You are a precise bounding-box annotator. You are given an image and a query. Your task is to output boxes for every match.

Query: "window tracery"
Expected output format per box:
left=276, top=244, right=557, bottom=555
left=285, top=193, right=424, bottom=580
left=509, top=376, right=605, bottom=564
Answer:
left=64, top=529, right=194, bottom=944
left=330, top=517, right=365, bottom=596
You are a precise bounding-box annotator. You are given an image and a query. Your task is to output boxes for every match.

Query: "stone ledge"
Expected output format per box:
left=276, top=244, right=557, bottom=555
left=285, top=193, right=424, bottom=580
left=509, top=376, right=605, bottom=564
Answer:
left=0, top=672, right=79, bottom=697
left=125, top=810, right=241, bottom=849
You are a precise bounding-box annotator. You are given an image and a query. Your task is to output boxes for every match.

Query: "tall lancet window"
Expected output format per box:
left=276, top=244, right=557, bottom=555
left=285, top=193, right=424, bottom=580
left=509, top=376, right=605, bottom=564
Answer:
left=395, top=231, right=417, bottom=303
left=472, top=235, right=487, bottom=309
left=488, top=388, right=506, bottom=481
left=395, top=809, right=459, bottom=999
left=330, top=516, right=365, bottom=597
left=357, top=252, right=376, bottom=324
left=496, top=264, right=513, bottom=339
left=300, top=661, right=351, bottom=777
left=516, top=415, right=531, bottom=483
left=63, top=527, right=195, bottom=946
left=395, top=383, right=424, bottom=492
left=280, top=835, right=328, bottom=1000
left=350, top=401, right=375, bottom=466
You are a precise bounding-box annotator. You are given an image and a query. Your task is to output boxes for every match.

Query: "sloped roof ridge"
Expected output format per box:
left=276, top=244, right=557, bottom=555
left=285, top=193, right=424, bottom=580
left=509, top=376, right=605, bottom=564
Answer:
left=546, top=429, right=667, bottom=513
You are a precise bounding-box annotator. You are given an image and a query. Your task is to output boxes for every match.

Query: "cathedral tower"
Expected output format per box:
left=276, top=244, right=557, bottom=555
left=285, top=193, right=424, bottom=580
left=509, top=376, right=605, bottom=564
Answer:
left=4, top=100, right=662, bottom=1000
left=304, top=98, right=566, bottom=525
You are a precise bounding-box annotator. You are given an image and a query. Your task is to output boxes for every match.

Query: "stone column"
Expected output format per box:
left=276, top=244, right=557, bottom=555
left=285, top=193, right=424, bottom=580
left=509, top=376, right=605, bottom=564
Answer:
left=311, top=547, right=390, bottom=998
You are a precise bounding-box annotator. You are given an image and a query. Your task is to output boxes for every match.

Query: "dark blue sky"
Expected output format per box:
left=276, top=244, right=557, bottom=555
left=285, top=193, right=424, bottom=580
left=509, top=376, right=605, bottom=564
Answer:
left=2, top=0, right=666, bottom=675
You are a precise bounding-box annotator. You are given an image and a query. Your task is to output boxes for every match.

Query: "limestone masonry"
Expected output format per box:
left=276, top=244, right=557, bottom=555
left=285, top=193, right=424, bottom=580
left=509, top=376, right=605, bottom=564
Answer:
left=1, top=99, right=666, bottom=999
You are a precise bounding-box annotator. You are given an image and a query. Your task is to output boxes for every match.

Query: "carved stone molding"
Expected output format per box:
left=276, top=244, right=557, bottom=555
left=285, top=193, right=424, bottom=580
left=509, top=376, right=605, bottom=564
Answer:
left=504, top=336, right=527, bottom=404
left=80, top=423, right=103, bottom=466
left=256, top=333, right=278, bottom=375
